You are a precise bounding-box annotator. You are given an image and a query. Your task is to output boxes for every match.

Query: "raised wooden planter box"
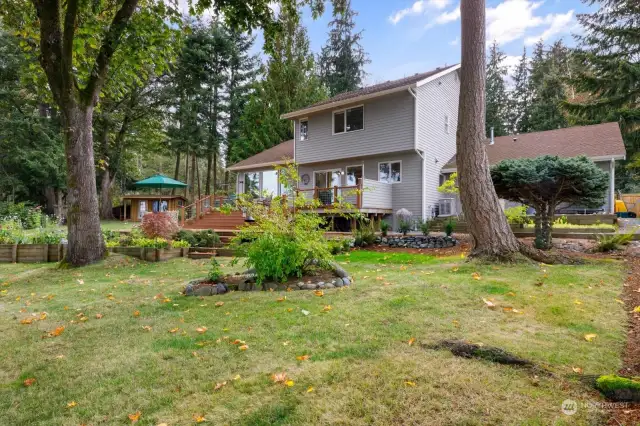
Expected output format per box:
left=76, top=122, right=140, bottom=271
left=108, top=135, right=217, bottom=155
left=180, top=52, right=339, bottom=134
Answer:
left=108, top=247, right=186, bottom=262
left=0, top=244, right=66, bottom=263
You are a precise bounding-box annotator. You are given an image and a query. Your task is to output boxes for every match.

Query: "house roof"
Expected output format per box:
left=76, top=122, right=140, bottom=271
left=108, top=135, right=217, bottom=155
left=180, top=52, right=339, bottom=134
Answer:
left=442, top=122, right=626, bottom=171
left=281, top=64, right=460, bottom=119
left=226, top=139, right=294, bottom=171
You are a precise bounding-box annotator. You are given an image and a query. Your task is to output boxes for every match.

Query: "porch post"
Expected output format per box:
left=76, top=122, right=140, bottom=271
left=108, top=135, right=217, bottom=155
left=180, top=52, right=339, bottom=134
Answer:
left=609, top=158, right=616, bottom=214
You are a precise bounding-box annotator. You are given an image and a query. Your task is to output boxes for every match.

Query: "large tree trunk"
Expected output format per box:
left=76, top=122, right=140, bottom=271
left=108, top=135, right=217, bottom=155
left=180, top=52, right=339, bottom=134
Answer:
left=457, top=0, right=521, bottom=260
left=534, top=203, right=555, bottom=250
left=184, top=148, right=190, bottom=199
left=62, top=105, right=106, bottom=265
left=213, top=150, right=218, bottom=196
left=99, top=168, right=115, bottom=220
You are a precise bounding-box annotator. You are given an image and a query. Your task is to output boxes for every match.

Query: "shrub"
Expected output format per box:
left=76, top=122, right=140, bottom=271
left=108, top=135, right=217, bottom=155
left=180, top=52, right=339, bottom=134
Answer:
left=595, top=375, right=640, bottom=396
left=102, top=229, right=120, bottom=243
left=0, top=202, right=45, bottom=229
left=0, top=219, right=27, bottom=244
left=554, top=215, right=569, bottom=225
left=398, top=220, right=411, bottom=236
left=594, top=232, right=634, bottom=252
left=231, top=162, right=346, bottom=284
left=380, top=220, right=389, bottom=237
left=131, top=237, right=169, bottom=249
left=171, top=240, right=190, bottom=248
left=140, top=212, right=179, bottom=240
left=353, top=220, right=376, bottom=247
left=207, top=258, right=224, bottom=282
left=31, top=229, right=65, bottom=244
left=419, top=219, right=431, bottom=236
left=174, top=230, right=197, bottom=247
left=505, top=206, right=531, bottom=225
left=105, top=240, right=119, bottom=248
left=445, top=218, right=456, bottom=237
left=328, top=238, right=351, bottom=255
left=193, top=230, right=220, bottom=247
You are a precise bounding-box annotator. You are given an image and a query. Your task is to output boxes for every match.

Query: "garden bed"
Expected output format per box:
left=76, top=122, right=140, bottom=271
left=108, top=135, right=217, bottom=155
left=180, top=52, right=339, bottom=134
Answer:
left=375, top=235, right=458, bottom=249
left=0, top=244, right=66, bottom=263
left=107, top=247, right=186, bottom=262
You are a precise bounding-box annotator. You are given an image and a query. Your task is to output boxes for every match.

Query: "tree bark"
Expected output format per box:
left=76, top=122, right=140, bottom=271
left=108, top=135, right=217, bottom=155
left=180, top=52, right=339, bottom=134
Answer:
left=62, top=105, right=106, bottom=264
left=213, top=150, right=218, bottom=196
left=99, top=168, right=115, bottom=220
left=195, top=155, right=202, bottom=200
left=172, top=151, right=181, bottom=196
left=184, top=147, right=190, bottom=199
left=205, top=152, right=212, bottom=195
left=456, top=0, right=521, bottom=260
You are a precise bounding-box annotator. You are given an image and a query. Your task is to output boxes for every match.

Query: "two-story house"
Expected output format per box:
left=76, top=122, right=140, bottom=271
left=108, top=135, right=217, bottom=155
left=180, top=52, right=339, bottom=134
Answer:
left=226, top=64, right=626, bottom=230
left=227, top=64, right=462, bottom=228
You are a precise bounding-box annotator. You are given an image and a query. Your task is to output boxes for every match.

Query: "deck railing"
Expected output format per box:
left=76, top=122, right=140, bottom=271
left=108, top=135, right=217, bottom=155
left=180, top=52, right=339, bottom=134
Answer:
left=180, top=195, right=234, bottom=227
left=295, top=178, right=363, bottom=209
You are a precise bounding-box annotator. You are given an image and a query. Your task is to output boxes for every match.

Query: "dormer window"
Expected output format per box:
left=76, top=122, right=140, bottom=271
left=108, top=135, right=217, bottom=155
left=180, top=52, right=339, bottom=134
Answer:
left=333, top=105, right=364, bottom=134
left=300, top=119, right=308, bottom=141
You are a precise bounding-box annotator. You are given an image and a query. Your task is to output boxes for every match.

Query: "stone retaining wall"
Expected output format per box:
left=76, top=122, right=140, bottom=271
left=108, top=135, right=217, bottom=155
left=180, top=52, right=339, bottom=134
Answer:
left=376, top=235, right=458, bottom=249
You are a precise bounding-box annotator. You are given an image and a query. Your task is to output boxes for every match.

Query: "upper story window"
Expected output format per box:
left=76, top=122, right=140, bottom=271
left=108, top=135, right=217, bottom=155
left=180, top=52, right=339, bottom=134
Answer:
left=300, top=119, right=308, bottom=141
left=333, top=105, right=364, bottom=134
left=379, top=161, right=401, bottom=184
left=445, top=114, right=450, bottom=134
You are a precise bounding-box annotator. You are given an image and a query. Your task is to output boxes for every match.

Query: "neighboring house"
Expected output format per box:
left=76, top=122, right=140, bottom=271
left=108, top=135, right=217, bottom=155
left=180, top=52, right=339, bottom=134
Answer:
left=227, top=64, right=626, bottom=229
left=441, top=122, right=626, bottom=215
left=228, top=64, right=462, bottom=228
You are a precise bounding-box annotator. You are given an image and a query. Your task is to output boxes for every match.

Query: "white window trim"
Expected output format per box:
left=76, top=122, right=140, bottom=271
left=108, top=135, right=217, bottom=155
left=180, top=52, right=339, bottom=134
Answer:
left=332, top=104, right=365, bottom=135
left=299, top=118, right=309, bottom=141
left=444, top=114, right=450, bottom=134
left=345, top=164, right=364, bottom=187
left=378, top=160, right=402, bottom=184
left=313, top=168, right=343, bottom=188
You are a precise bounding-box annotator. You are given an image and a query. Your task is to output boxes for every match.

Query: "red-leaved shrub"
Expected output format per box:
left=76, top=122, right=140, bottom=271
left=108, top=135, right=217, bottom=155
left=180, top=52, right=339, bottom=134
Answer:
left=140, top=212, right=179, bottom=240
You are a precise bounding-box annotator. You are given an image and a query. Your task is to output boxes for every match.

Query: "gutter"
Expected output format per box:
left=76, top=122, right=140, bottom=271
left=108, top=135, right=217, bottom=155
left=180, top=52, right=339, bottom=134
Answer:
left=408, top=86, right=426, bottom=220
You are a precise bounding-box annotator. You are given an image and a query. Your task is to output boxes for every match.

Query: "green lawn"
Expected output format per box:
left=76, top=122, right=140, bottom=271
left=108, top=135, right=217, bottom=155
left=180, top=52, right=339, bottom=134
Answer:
left=0, top=251, right=627, bottom=425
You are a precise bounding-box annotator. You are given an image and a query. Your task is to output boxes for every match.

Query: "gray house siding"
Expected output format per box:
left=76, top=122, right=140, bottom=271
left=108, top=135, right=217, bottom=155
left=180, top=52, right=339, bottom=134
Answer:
left=416, top=70, right=460, bottom=218
left=294, top=91, right=415, bottom=164
left=296, top=151, right=423, bottom=229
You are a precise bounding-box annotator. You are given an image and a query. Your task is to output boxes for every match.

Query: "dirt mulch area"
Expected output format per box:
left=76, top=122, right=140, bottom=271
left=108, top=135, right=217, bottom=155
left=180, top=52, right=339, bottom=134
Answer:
left=606, top=257, right=640, bottom=426
left=361, top=242, right=471, bottom=257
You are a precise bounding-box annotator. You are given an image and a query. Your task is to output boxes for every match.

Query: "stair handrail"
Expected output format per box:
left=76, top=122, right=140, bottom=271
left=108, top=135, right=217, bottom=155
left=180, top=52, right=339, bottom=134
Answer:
left=180, top=194, right=237, bottom=227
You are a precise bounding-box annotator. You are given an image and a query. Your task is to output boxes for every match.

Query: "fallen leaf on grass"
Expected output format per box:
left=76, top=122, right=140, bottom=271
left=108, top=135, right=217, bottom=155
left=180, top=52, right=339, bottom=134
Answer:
left=633, top=306, right=640, bottom=313
left=301, top=310, right=310, bottom=316
left=482, top=298, right=497, bottom=310
left=584, top=334, right=597, bottom=342
left=405, top=381, right=416, bottom=387
left=471, top=272, right=481, bottom=280
left=215, top=301, right=224, bottom=307
left=193, top=414, right=206, bottom=423
left=287, top=308, right=294, bottom=312
left=296, top=355, right=310, bottom=361
left=450, top=267, right=459, bottom=272
left=574, top=300, right=583, bottom=305
left=232, top=375, right=241, bottom=381
left=23, top=378, right=36, bottom=387
left=20, top=318, right=34, bottom=325
left=39, top=312, right=47, bottom=320
left=505, top=292, right=516, bottom=297
left=452, top=320, right=460, bottom=328
left=142, top=326, right=152, bottom=332
left=407, top=337, right=416, bottom=346
left=321, top=305, right=332, bottom=312
left=106, top=294, right=115, bottom=300
left=314, top=290, right=324, bottom=297
left=45, top=326, right=65, bottom=338
left=276, top=296, right=286, bottom=302
left=307, top=386, right=314, bottom=393
left=128, top=411, right=141, bottom=422
left=272, top=372, right=288, bottom=384
left=239, top=344, right=248, bottom=351
left=572, top=367, right=584, bottom=374
left=214, top=381, right=227, bottom=391
left=285, top=380, right=295, bottom=387
left=76, top=279, right=84, bottom=285
left=95, top=313, right=103, bottom=319
left=67, top=401, right=77, bottom=408
left=196, top=326, right=208, bottom=334
left=153, top=293, right=164, bottom=300
left=169, top=328, right=179, bottom=333
left=133, top=310, right=140, bottom=318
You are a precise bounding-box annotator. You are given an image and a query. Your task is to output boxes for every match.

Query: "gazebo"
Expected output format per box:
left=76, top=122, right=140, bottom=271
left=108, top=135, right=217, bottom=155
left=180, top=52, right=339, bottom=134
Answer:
left=121, top=174, right=188, bottom=222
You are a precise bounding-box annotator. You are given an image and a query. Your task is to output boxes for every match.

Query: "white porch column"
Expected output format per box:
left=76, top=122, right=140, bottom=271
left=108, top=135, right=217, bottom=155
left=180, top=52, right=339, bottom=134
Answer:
left=609, top=158, right=616, bottom=214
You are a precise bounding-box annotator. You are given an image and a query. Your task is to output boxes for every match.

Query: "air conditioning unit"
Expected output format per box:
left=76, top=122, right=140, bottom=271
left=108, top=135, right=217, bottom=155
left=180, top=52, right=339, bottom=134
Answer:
left=439, top=199, right=453, bottom=216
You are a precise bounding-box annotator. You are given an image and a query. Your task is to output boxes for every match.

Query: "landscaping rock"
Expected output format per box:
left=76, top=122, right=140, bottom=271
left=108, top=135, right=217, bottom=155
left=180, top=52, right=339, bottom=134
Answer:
left=331, top=262, right=349, bottom=278
left=215, top=283, right=228, bottom=295
left=342, top=277, right=351, bottom=286
left=375, top=235, right=458, bottom=249
left=325, top=283, right=335, bottom=289
left=334, top=280, right=344, bottom=288
left=302, top=283, right=317, bottom=290
left=317, top=282, right=325, bottom=289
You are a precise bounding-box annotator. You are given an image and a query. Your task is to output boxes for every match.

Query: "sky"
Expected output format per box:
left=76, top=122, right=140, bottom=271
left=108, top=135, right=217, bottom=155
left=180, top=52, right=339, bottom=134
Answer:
left=294, top=0, right=595, bottom=85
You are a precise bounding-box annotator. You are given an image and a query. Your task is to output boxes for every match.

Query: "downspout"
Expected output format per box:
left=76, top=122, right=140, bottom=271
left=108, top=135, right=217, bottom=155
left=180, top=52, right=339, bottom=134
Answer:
left=610, top=157, right=616, bottom=214
left=408, top=87, right=426, bottom=220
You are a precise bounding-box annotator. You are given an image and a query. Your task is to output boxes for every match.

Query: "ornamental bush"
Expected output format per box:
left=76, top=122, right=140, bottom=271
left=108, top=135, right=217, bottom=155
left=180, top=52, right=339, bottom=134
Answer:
left=140, top=212, right=179, bottom=240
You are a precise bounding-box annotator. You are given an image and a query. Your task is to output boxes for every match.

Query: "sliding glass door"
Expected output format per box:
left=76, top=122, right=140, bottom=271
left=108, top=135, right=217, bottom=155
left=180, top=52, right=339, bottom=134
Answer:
left=314, top=170, right=341, bottom=205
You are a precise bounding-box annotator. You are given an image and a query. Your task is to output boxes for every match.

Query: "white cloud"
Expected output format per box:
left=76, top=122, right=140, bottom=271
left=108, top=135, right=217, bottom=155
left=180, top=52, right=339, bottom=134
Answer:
left=434, top=6, right=460, bottom=25
left=524, top=10, right=575, bottom=45
left=268, top=2, right=281, bottom=17
left=486, top=0, right=544, bottom=44
left=449, top=36, right=460, bottom=46
left=389, top=0, right=452, bottom=25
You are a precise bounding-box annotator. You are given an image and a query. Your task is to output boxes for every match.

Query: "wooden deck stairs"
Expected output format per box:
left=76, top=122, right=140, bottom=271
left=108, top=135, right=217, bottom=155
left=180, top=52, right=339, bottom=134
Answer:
left=181, top=194, right=247, bottom=231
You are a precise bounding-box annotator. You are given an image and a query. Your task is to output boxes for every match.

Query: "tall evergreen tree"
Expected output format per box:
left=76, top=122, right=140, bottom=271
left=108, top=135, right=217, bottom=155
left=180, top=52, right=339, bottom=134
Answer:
left=566, top=0, right=640, bottom=188
left=226, top=30, right=260, bottom=170
left=485, top=41, right=509, bottom=136
left=317, top=0, right=369, bottom=96
left=528, top=40, right=569, bottom=131
left=233, top=7, right=326, bottom=162
left=507, top=47, right=532, bottom=134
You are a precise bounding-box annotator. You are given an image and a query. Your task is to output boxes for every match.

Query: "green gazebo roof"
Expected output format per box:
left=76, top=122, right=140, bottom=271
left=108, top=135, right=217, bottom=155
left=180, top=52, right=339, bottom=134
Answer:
left=134, top=174, right=187, bottom=189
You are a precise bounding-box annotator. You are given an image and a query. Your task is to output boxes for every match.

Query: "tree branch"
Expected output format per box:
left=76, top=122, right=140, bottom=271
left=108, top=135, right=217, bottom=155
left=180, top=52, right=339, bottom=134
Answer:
left=81, top=0, right=140, bottom=106
left=31, top=0, right=65, bottom=103
left=62, top=0, right=78, bottom=79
